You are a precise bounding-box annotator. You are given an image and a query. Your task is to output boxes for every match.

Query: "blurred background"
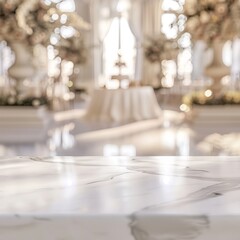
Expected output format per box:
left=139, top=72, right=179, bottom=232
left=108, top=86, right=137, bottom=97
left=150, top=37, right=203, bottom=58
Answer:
left=0, top=0, right=240, bottom=157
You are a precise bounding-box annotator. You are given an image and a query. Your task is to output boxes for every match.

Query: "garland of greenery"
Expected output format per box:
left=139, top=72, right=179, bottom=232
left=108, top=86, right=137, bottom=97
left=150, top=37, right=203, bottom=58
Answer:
left=0, top=96, right=48, bottom=107
left=182, top=90, right=240, bottom=108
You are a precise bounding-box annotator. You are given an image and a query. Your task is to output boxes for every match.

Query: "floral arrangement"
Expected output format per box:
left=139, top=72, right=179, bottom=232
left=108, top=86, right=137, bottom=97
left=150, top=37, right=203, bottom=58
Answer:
left=182, top=90, right=240, bottom=109
left=144, top=35, right=179, bottom=63
left=184, top=0, right=240, bottom=44
left=55, top=34, right=87, bottom=64
left=0, top=0, right=90, bottom=46
left=0, top=0, right=61, bottom=45
left=0, top=95, right=48, bottom=107
left=0, top=0, right=90, bottom=107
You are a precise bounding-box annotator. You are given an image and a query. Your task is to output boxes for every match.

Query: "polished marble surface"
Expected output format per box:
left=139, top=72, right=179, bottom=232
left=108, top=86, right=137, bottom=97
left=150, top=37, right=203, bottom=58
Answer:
left=1, top=94, right=239, bottom=157
left=0, top=109, right=198, bottom=157
left=1, top=156, right=240, bottom=239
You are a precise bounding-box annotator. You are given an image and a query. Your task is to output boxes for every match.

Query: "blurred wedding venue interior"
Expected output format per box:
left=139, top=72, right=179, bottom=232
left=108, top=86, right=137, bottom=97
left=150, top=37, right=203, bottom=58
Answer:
left=2, top=1, right=240, bottom=239
left=0, top=0, right=240, bottom=157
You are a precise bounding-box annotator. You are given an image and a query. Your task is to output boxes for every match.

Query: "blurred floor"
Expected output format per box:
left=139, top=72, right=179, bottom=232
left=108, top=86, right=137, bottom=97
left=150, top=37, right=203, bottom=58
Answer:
left=0, top=89, right=239, bottom=157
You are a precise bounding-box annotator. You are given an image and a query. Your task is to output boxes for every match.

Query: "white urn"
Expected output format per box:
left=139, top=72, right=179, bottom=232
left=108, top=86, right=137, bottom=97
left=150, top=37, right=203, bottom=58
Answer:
left=8, top=42, right=36, bottom=96
left=204, top=39, right=230, bottom=97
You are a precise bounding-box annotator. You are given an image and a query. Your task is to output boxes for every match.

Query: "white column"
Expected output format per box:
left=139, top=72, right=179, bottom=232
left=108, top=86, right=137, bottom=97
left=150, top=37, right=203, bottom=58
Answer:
left=74, top=0, right=95, bottom=91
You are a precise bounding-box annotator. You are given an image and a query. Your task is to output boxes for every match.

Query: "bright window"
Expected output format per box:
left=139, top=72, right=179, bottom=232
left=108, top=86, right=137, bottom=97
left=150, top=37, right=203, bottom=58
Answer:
left=102, top=16, right=136, bottom=87
left=161, top=0, right=192, bottom=86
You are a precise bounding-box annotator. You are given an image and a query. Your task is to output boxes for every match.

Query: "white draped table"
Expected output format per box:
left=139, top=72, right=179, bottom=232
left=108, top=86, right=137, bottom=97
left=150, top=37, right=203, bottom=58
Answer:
left=1, top=156, right=240, bottom=239
left=84, top=87, right=161, bottom=122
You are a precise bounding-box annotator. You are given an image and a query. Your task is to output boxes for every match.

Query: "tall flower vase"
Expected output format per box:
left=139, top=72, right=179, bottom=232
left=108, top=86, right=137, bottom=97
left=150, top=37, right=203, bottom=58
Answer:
left=8, top=42, right=35, bottom=98
left=204, top=39, right=230, bottom=98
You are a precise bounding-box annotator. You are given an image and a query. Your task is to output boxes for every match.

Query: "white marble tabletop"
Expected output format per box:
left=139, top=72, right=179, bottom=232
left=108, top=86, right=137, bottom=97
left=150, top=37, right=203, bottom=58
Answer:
left=1, top=156, right=240, bottom=239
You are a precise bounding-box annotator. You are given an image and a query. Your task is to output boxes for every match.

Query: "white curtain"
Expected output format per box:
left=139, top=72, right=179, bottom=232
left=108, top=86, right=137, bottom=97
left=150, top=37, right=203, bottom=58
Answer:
left=128, top=0, right=143, bottom=82
left=74, top=0, right=118, bottom=89
left=142, top=0, right=162, bottom=36
left=231, top=38, right=240, bottom=89
left=89, top=0, right=118, bottom=87
left=97, top=0, right=118, bottom=42
left=120, top=0, right=163, bottom=85
left=141, top=0, right=163, bottom=87
left=75, top=0, right=164, bottom=88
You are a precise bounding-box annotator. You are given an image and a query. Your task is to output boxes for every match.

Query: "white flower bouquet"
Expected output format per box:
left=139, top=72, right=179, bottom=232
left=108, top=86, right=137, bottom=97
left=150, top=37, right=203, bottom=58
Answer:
left=144, top=35, right=179, bottom=63
left=184, top=0, right=240, bottom=44
left=55, top=34, right=87, bottom=64
left=0, top=0, right=60, bottom=45
left=0, top=0, right=90, bottom=46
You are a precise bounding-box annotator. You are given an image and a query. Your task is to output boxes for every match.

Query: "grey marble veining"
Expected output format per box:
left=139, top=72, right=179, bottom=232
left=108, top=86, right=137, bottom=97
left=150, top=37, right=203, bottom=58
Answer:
left=0, top=156, right=240, bottom=239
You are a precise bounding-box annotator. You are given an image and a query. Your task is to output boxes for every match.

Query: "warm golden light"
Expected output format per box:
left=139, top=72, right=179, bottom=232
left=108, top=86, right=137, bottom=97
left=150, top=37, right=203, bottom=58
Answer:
left=204, top=89, right=212, bottom=98
left=180, top=104, right=190, bottom=112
